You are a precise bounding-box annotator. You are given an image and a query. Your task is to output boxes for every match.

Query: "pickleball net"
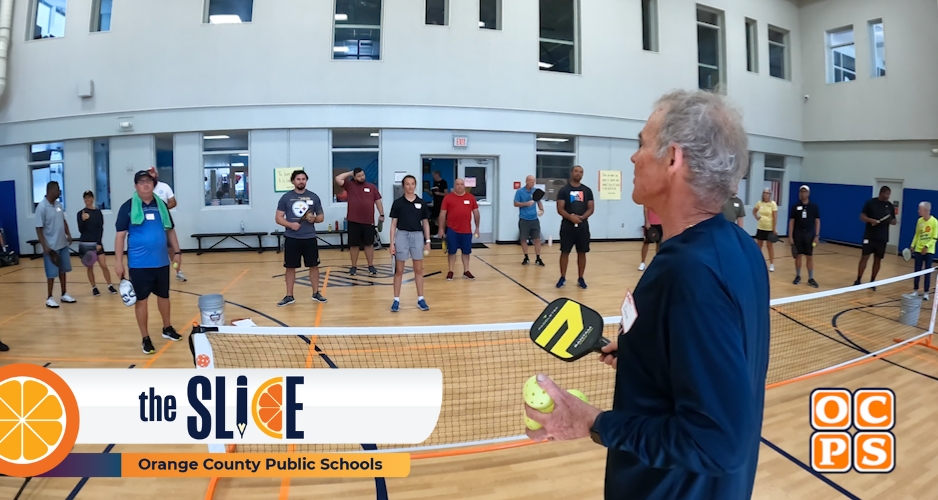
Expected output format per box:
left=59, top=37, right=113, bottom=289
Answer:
left=189, top=268, right=937, bottom=454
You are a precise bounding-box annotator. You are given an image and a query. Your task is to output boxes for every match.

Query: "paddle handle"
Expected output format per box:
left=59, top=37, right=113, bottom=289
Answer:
left=596, top=336, right=617, bottom=358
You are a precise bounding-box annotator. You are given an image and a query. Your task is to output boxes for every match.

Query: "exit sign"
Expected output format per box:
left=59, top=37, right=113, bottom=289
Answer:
left=453, top=136, right=469, bottom=148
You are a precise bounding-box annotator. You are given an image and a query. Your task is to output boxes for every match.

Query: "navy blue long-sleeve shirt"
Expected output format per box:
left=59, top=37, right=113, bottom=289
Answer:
left=595, top=214, right=770, bottom=499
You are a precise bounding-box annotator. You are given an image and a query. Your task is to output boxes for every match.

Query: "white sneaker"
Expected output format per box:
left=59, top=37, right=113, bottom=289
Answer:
left=638, top=262, right=646, bottom=271
left=60, top=294, right=76, bottom=303
left=46, top=297, right=59, bottom=308
left=911, top=291, right=920, bottom=297
left=176, top=271, right=187, bottom=282
left=925, top=293, right=930, bottom=301
left=769, top=264, right=775, bottom=272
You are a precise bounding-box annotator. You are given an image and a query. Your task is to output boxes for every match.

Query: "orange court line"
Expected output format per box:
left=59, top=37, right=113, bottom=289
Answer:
left=145, top=269, right=249, bottom=369
left=304, top=268, right=330, bottom=369
left=0, top=305, right=41, bottom=327
left=203, top=445, right=237, bottom=500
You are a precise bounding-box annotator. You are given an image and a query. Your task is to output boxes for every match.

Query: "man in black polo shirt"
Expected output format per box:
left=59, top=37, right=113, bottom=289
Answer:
left=389, top=175, right=432, bottom=313
left=556, top=165, right=595, bottom=289
left=788, top=185, right=821, bottom=288
left=855, top=186, right=897, bottom=286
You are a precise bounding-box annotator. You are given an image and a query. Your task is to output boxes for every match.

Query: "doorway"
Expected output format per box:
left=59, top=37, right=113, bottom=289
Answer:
left=421, top=156, right=497, bottom=243
left=876, top=178, right=903, bottom=254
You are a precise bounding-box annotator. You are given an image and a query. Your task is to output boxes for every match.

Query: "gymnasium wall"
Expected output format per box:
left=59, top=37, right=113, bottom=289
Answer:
left=799, top=0, right=938, bottom=141
left=0, top=0, right=803, bottom=143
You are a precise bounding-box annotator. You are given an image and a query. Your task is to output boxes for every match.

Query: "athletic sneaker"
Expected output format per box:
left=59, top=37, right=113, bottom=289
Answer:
left=446, top=272, right=454, bottom=281
left=277, top=295, right=296, bottom=307
left=61, top=294, right=76, bottom=303
left=0, top=341, right=8, bottom=352
left=92, top=287, right=101, bottom=297
left=556, top=277, right=566, bottom=288
left=463, top=271, right=476, bottom=280
left=368, top=266, right=378, bottom=275
left=142, top=337, right=155, bottom=355
left=107, top=284, right=118, bottom=294
left=768, top=264, right=775, bottom=272
left=808, top=279, right=819, bottom=288
left=311, top=292, right=328, bottom=303
left=349, top=266, right=358, bottom=276
left=793, top=276, right=801, bottom=285
left=162, top=326, right=182, bottom=342
left=45, top=297, right=59, bottom=308
left=176, top=271, right=187, bottom=282
left=638, top=262, right=646, bottom=271
left=522, top=256, right=530, bottom=265
left=853, top=279, right=861, bottom=286
left=924, top=293, right=930, bottom=301
left=417, top=299, right=429, bottom=311
left=578, top=278, right=588, bottom=289
left=535, top=257, right=545, bottom=267
left=391, top=300, right=400, bottom=313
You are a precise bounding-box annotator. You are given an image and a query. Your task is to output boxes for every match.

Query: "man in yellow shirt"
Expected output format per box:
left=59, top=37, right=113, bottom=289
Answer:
left=910, top=201, right=936, bottom=301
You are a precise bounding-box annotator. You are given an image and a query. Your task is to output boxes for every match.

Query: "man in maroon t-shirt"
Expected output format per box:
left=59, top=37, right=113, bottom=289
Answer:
left=335, top=168, right=385, bottom=276
left=438, top=178, right=480, bottom=281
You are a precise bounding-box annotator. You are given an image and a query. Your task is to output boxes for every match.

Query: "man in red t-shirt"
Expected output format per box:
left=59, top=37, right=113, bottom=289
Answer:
left=336, top=168, right=385, bottom=276
left=438, top=178, right=480, bottom=281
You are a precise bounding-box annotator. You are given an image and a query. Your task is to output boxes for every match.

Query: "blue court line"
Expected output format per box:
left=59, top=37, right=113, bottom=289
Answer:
left=64, top=365, right=134, bottom=500
left=175, top=289, right=390, bottom=500
left=473, top=255, right=548, bottom=304
left=760, top=437, right=861, bottom=500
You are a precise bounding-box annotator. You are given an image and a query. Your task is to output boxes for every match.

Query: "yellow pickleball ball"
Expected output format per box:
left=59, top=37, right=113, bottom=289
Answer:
left=567, top=389, right=589, bottom=404
left=523, top=375, right=554, bottom=411
left=423, top=249, right=430, bottom=256
left=173, top=262, right=178, bottom=270
left=813, top=242, right=817, bottom=247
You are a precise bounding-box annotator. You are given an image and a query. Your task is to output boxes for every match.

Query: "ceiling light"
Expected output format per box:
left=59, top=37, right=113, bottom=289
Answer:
left=536, top=137, right=569, bottom=143
left=335, top=13, right=348, bottom=21
left=209, top=15, right=242, bottom=24
left=238, top=153, right=249, bottom=156
left=333, top=46, right=350, bottom=53
left=204, top=135, right=230, bottom=140
left=370, top=133, right=379, bottom=137
left=231, top=163, right=245, bottom=167
left=538, top=62, right=554, bottom=69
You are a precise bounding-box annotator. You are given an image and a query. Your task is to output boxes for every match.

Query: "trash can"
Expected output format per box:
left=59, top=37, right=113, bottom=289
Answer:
left=198, top=294, right=226, bottom=326
left=899, top=293, right=923, bottom=327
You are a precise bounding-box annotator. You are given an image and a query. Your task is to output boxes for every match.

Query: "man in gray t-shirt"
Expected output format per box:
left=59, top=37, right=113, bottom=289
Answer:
left=722, top=194, right=746, bottom=228
left=275, top=170, right=326, bottom=307
left=34, top=181, right=76, bottom=308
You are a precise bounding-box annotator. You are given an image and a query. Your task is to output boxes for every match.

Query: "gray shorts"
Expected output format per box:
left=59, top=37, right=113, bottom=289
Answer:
left=519, top=219, right=541, bottom=241
left=394, top=230, right=425, bottom=261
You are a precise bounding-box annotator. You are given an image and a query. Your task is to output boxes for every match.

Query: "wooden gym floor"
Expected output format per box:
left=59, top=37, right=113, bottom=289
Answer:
left=0, top=239, right=936, bottom=499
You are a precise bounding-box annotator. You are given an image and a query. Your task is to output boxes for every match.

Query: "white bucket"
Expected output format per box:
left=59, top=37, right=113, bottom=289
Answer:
left=198, top=294, right=226, bottom=326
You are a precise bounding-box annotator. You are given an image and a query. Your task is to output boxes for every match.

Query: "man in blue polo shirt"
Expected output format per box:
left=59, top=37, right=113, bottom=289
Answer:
left=114, top=170, right=183, bottom=355
left=525, top=90, right=770, bottom=500
left=514, top=175, right=545, bottom=266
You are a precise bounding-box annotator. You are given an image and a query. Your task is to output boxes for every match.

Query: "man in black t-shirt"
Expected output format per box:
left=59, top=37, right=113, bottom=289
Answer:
left=855, top=186, right=897, bottom=286
left=788, top=185, right=821, bottom=288
left=77, top=190, right=116, bottom=296
left=556, top=165, right=595, bottom=289
left=429, top=171, right=448, bottom=235
left=389, top=175, right=432, bottom=313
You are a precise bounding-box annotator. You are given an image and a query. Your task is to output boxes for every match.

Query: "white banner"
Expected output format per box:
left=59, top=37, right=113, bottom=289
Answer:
left=55, top=369, right=443, bottom=445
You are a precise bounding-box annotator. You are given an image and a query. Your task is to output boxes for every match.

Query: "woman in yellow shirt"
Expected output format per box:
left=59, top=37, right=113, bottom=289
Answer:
left=910, top=201, right=936, bottom=300
left=752, top=189, right=778, bottom=272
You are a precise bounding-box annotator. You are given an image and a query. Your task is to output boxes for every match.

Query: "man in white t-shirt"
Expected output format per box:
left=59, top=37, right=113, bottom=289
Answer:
left=148, top=167, right=185, bottom=281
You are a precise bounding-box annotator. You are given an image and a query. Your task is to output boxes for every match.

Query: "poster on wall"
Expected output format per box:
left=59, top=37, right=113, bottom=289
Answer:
left=598, top=170, right=622, bottom=200
left=275, top=167, right=303, bottom=192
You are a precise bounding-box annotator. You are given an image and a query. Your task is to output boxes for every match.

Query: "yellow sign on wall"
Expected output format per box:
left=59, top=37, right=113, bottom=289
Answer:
left=275, top=168, right=302, bottom=192
left=598, top=170, right=622, bottom=200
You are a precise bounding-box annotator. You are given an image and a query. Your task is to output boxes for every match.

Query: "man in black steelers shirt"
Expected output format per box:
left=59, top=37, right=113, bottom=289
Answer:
left=855, top=186, right=897, bottom=286
left=556, top=165, right=595, bottom=289
left=788, top=185, right=821, bottom=288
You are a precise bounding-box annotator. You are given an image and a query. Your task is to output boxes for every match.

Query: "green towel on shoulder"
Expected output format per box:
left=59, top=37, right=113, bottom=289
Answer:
left=131, top=193, right=173, bottom=230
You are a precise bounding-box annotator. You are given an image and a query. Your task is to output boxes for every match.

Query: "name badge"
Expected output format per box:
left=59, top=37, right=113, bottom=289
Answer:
left=734, top=203, right=739, bottom=207
left=364, top=188, right=371, bottom=193
left=415, top=203, right=422, bottom=209
left=145, top=213, right=156, bottom=221
left=620, top=290, right=638, bottom=334
left=464, top=200, right=470, bottom=205
left=796, top=206, right=803, bottom=210
left=802, top=211, right=807, bottom=219
left=306, top=200, right=313, bottom=206
left=56, top=207, right=62, bottom=212
left=863, top=239, right=869, bottom=244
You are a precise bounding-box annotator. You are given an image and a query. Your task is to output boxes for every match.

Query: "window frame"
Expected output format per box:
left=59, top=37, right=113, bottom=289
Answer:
left=333, top=0, right=383, bottom=61
left=202, top=0, right=254, bottom=24
left=745, top=18, right=758, bottom=73
left=330, top=129, right=381, bottom=205
left=425, top=0, right=448, bottom=26
left=826, top=26, right=856, bottom=84
left=641, top=0, right=658, bottom=52
left=27, top=142, right=66, bottom=212
left=201, top=132, right=251, bottom=208
left=479, top=0, right=501, bottom=30
left=535, top=135, right=577, bottom=202
left=696, top=5, right=725, bottom=92
left=28, top=0, right=68, bottom=41
left=92, top=138, right=112, bottom=211
left=538, top=0, right=580, bottom=74
left=90, top=0, right=111, bottom=33
left=763, top=155, right=786, bottom=206
left=868, top=19, right=885, bottom=78
left=767, top=25, right=790, bottom=80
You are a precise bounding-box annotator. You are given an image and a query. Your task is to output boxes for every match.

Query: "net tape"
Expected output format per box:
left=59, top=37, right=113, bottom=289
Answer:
left=191, top=268, right=937, bottom=454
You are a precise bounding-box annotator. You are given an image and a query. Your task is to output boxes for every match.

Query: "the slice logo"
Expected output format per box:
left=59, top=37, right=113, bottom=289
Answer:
left=0, top=364, right=80, bottom=477
left=252, top=377, right=284, bottom=439
left=810, top=388, right=895, bottom=473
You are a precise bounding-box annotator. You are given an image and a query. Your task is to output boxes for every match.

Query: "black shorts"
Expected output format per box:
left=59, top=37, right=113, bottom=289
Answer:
left=284, top=237, right=320, bottom=269
left=644, top=225, right=663, bottom=244
left=347, top=221, right=374, bottom=249
left=862, top=239, right=887, bottom=259
left=560, top=222, right=590, bottom=254
left=755, top=229, right=773, bottom=241
left=129, top=266, right=170, bottom=301
left=793, top=231, right=815, bottom=257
